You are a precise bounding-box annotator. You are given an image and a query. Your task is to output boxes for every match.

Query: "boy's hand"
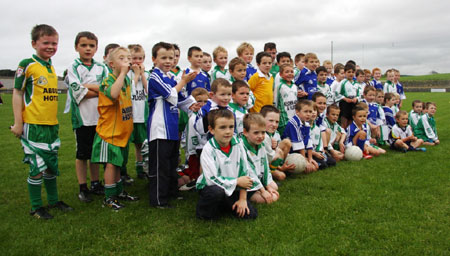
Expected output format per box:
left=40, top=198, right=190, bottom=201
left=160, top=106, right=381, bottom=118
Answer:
left=297, top=91, right=308, bottom=98
left=232, top=199, right=249, bottom=218
left=181, top=70, right=198, bottom=83
left=312, top=151, right=324, bottom=159
left=279, top=162, right=296, bottom=172
left=120, top=62, right=129, bottom=75
left=305, top=162, right=315, bottom=173
left=435, top=139, right=440, bottom=145
left=10, top=123, right=23, bottom=138
left=189, top=102, right=201, bottom=112
left=237, top=176, right=252, bottom=189
left=131, top=64, right=140, bottom=74
left=339, top=142, right=345, bottom=153
left=261, top=190, right=273, bottom=204
left=267, top=186, right=279, bottom=198
left=271, top=138, right=277, bottom=149
left=139, top=64, right=146, bottom=74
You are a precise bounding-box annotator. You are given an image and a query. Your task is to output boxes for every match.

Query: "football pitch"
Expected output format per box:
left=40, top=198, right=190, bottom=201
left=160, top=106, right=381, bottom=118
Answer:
left=0, top=92, right=448, bottom=255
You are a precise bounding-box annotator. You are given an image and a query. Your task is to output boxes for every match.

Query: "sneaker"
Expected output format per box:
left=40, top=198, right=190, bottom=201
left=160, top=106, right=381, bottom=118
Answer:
left=90, top=183, right=105, bottom=195
left=78, top=190, right=93, bottom=203
left=401, top=148, right=408, bottom=153
left=47, top=201, right=74, bottom=212
left=121, top=175, right=134, bottom=186
left=179, top=180, right=196, bottom=191
left=118, top=191, right=139, bottom=201
left=30, top=207, right=53, bottom=220
left=363, top=153, right=373, bottom=159
left=103, top=196, right=125, bottom=211
left=415, top=147, right=427, bottom=152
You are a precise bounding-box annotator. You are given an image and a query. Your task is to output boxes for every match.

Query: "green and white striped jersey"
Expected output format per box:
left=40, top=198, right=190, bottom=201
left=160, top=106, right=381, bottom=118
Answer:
left=275, top=79, right=297, bottom=132
left=229, top=102, right=247, bottom=135
left=241, top=136, right=273, bottom=187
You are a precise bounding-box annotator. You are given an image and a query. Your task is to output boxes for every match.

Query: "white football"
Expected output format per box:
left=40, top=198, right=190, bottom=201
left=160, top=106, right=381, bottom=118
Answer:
left=285, top=153, right=307, bottom=174
left=345, top=146, right=363, bottom=161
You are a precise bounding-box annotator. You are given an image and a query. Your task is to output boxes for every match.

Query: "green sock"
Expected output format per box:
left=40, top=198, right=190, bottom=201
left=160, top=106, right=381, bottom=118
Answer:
left=116, top=179, right=123, bottom=195
left=104, top=183, right=116, bottom=198
left=27, top=177, right=43, bottom=210
left=120, top=165, right=127, bottom=176
left=43, top=173, right=59, bottom=205
left=136, top=161, right=143, bottom=174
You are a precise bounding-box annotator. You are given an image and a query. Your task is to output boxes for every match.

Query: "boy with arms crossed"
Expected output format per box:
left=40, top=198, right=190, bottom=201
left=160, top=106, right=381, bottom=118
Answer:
left=11, top=24, right=73, bottom=219
left=335, top=63, right=358, bottom=129
left=196, top=109, right=261, bottom=220
left=389, top=111, right=425, bottom=152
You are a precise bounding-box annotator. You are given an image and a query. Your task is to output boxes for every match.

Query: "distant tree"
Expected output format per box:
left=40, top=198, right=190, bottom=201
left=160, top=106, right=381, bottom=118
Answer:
left=0, top=69, right=15, bottom=77
left=430, top=70, right=439, bottom=75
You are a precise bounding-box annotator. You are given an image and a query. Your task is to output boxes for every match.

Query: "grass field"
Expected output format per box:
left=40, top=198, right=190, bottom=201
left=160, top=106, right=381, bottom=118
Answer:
left=0, top=93, right=449, bottom=255
left=399, top=73, right=450, bottom=82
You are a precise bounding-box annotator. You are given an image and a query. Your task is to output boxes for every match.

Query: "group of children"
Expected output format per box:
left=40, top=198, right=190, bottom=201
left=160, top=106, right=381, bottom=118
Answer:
left=11, top=24, right=440, bottom=220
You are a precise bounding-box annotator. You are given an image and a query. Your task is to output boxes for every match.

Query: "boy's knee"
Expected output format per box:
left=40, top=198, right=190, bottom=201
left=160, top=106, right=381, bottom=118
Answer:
left=201, top=185, right=225, bottom=200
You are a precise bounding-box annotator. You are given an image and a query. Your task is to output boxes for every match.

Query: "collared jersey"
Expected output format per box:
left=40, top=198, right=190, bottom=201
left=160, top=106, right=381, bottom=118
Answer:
left=383, top=106, right=395, bottom=129
left=248, top=69, right=274, bottom=112
left=345, top=121, right=370, bottom=147
left=245, top=63, right=257, bottom=81
left=128, top=70, right=149, bottom=123
left=196, top=136, right=262, bottom=196
left=335, top=79, right=357, bottom=102
left=370, top=79, right=383, bottom=90
left=283, top=115, right=312, bottom=151
left=389, top=124, right=413, bottom=145
left=68, top=58, right=108, bottom=129
left=362, top=100, right=385, bottom=126
left=229, top=77, right=255, bottom=111
left=185, top=68, right=211, bottom=95
left=408, top=110, right=421, bottom=130
left=228, top=102, right=247, bottom=135
left=170, top=66, right=183, bottom=83
left=310, top=122, right=323, bottom=152
left=269, top=64, right=279, bottom=78
left=294, top=67, right=317, bottom=100
left=414, top=113, right=438, bottom=141
left=96, top=73, right=133, bottom=147
left=263, top=131, right=281, bottom=162
left=383, top=80, right=397, bottom=93
left=317, top=82, right=334, bottom=105
left=396, top=82, right=406, bottom=100
left=275, top=78, right=297, bottom=132
left=211, top=65, right=231, bottom=81
left=354, top=82, right=365, bottom=101
left=324, top=118, right=346, bottom=148
left=14, top=55, right=59, bottom=125
left=241, top=136, right=273, bottom=187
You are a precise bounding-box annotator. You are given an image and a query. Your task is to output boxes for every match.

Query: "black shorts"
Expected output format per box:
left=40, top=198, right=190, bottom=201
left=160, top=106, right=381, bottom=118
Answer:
left=75, top=125, right=97, bottom=160
left=339, top=101, right=356, bottom=120
left=390, top=140, right=411, bottom=150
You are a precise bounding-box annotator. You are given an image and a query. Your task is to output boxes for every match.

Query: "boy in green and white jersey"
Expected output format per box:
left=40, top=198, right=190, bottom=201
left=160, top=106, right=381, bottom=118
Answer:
left=274, top=64, right=297, bottom=135
left=414, top=102, right=439, bottom=146
left=229, top=80, right=250, bottom=135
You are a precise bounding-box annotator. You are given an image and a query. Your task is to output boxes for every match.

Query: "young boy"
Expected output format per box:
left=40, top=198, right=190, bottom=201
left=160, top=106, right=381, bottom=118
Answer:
left=67, top=31, right=108, bottom=202
left=354, top=69, right=366, bottom=102
left=310, top=105, right=336, bottom=169
left=228, top=57, right=255, bottom=110
left=362, top=86, right=384, bottom=141
left=184, top=46, right=211, bottom=96
left=91, top=47, right=139, bottom=210
left=295, top=52, right=319, bottom=100
left=196, top=109, right=261, bottom=220
left=375, top=88, right=384, bottom=105
left=236, top=42, right=256, bottom=81
left=248, top=52, right=273, bottom=113
left=283, top=100, right=319, bottom=172
left=103, top=43, right=120, bottom=73
left=370, top=68, right=383, bottom=90
left=294, top=53, right=305, bottom=81
left=264, top=42, right=278, bottom=77
left=11, top=24, right=73, bottom=219
left=330, top=63, right=345, bottom=104
left=364, top=69, right=372, bottom=86
left=335, top=63, right=358, bottom=129
left=147, top=42, right=198, bottom=208
left=316, top=66, right=333, bottom=105
left=324, top=104, right=346, bottom=161
left=409, top=100, right=423, bottom=131
left=383, top=69, right=397, bottom=93
left=260, top=105, right=294, bottom=181
left=389, top=111, right=425, bottom=152
left=241, top=113, right=279, bottom=204
left=201, top=52, right=212, bottom=83
left=229, top=80, right=250, bottom=135
left=272, top=52, right=292, bottom=94
left=323, top=60, right=334, bottom=85
left=170, top=44, right=183, bottom=83
left=274, top=64, right=297, bottom=135
left=414, top=102, right=439, bottom=146
left=211, top=46, right=231, bottom=81
left=127, top=44, right=149, bottom=179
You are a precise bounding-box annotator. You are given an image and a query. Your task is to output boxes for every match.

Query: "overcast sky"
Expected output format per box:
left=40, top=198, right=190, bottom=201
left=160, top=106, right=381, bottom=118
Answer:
left=1, top=0, right=449, bottom=76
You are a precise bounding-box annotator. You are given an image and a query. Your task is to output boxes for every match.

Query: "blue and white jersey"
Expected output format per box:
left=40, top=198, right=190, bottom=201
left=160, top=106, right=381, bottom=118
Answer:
left=326, top=75, right=335, bottom=86
left=315, top=111, right=327, bottom=132
left=147, top=67, right=195, bottom=142
left=370, top=79, right=383, bottom=90
left=282, top=115, right=312, bottom=151
left=245, top=63, right=257, bottom=81
left=345, top=121, right=370, bottom=147
left=383, top=107, right=395, bottom=129
left=396, top=82, right=406, bottom=100
left=185, top=68, right=210, bottom=96
left=361, top=100, right=384, bottom=126
left=294, top=67, right=317, bottom=100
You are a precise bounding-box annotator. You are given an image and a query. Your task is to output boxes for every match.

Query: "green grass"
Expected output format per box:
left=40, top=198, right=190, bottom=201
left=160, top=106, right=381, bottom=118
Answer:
left=400, top=73, right=450, bottom=82
left=0, top=93, right=449, bottom=255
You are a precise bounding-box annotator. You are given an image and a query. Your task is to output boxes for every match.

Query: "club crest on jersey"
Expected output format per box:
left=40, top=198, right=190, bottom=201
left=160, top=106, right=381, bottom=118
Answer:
left=37, top=76, right=48, bottom=86
left=16, top=68, right=24, bottom=77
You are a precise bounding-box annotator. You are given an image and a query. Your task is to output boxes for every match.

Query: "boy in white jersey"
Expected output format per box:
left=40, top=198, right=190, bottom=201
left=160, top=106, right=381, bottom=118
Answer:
left=316, top=66, right=333, bottom=105
left=310, top=104, right=336, bottom=169
left=211, top=46, right=231, bottom=81
left=196, top=109, right=261, bottom=220
left=275, top=64, right=297, bottom=135
left=242, top=113, right=279, bottom=204
left=335, top=63, right=358, bottom=129
left=170, top=44, right=182, bottom=82
left=67, top=31, right=108, bottom=202
left=273, top=52, right=292, bottom=94
left=383, top=69, right=396, bottom=93
left=389, top=110, right=425, bottom=152
left=127, top=44, right=149, bottom=179
left=229, top=80, right=249, bottom=135
left=324, top=104, right=345, bottom=161
left=330, top=63, right=345, bottom=103
left=294, top=53, right=305, bottom=81
left=228, top=57, right=255, bottom=110
left=354, top=69, right=366, bottom=102
left=409, top=100, right=423, bottom=131
left=201, top=52, right=212, bottom=83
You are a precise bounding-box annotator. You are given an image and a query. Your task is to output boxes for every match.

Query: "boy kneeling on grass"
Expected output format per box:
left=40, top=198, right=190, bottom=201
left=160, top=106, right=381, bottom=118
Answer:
left=196, top=109, right=262, bottom=220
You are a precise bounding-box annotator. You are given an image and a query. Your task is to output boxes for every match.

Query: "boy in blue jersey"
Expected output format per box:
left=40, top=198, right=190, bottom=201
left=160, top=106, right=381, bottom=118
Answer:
left=147, top=42, right=200, bottom=209
left=185, top=46, right=210, bottom=95
left=283, top=100, right=319, bottom=173
left=370, top=68, right=383, bottom=90
left=295, top=52, right=319, bottom=100
left=323, top=60, right=334, bottom=85
left=294, top=53, right=305, bottom=81
left=393, top=69, right=405, bottom=107
left=236, top=42, right=257, bottom=81
left=362, top=86, right=384, bottom=142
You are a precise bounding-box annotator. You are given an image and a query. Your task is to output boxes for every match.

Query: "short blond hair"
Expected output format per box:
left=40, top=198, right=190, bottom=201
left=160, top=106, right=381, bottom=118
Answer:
left=304, top=53, right=318, bottom=63
left=243, top=113, right=266, bottom=132
left=323, top=60, right=332, bottom=66
left=213, top=46, right=228, bottom=60
left=236, top=42, right=254, bottom=56
left=108, top=46, right=129, bottom=62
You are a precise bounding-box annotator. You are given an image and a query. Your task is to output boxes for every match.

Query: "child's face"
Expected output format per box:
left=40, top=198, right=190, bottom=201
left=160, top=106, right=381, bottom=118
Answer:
left=210, top=117, right=235, bottom=147
left=131, top=51, right=145, bottom=65
left=413, top=103, right=423, bottom=113
left=395, top=96, right=400, bottom=105
left=266, top=48, right=277, bottom=62
left=173, top=49, right=180, bottom=67
left=244, top=124, right=266, bottom=146
left=230, top=63, right=247, bottom=81
left=232, top=86, right=249, bottom=107
left=335, top=69, right=345, bottom=81
left=376, top=92, right=384, bottom=104
left=258, top=56, right=272, bottom=75
left=364, top=90, right=376, bottom=103
left=211, top=86, right=232, bottom=107
left=201, top=56, right=212, bottom=72
left=278, top=57, right=291, bottom=66
left=353, top=110, right=367, bottom=127
left=240, top=48, right=254, bottom=64
left=324, top=63, right=333, bottom=75
left=317, top=71, right=327, bottom=83
left=314, top=96, right=327, bottom=113
left=387, top=72, right=394, bottom=81
left=310, top=109, right=317, bottom=122
left=394, top=72, right=400, bottom=82
left=396, top=114, right=409, bottom=128
left=153, top=47, right=174, bottom=73
left=296, top=57, right=305, bottom=70
left=75, top=37, right=98, bottom=63
left=214, top=51, right=228, bottom=68
left=356, top=74, right=364, bottom=83
left=264, top=112, right=280, bottom=133
left=296, top=105, right=313, bottom=122
left=305, top=58, right=318, bottom=71
left=326, top=108, right=340, bottom=123
left=364, top=73, right=371, bottom=82
left=280, top=66, right=294, bottom=82
left=194, top=94, right=209, bottom=108
left=32, top=34, right=59, bottom=61
left=373, top=70, right=381, bottom=80
left=188, top=50, right=203, bottom=69
left=345, top=69, right=355, bottom=80
left=110, top=49, right=131, bottom=74
left=385, top=97, right=396, bottom=107
left=427, top=105, right=436, bottom=116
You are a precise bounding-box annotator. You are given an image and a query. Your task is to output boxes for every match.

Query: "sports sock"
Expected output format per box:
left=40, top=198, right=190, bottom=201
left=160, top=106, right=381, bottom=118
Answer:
left=120, top=166, right=127, bottom=176
left=136, top=161, right=143, bottom=174
left=27, top=176, right=43, bottom=210
left=116, top=179, right=123, bottom=195
left=43, top=173, right=59, bottom=205
left=104, top=183, right=116, bottom=198
left=356, top=139, right=366, bottom=152
left=79, top=183, right=88, bottom=192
